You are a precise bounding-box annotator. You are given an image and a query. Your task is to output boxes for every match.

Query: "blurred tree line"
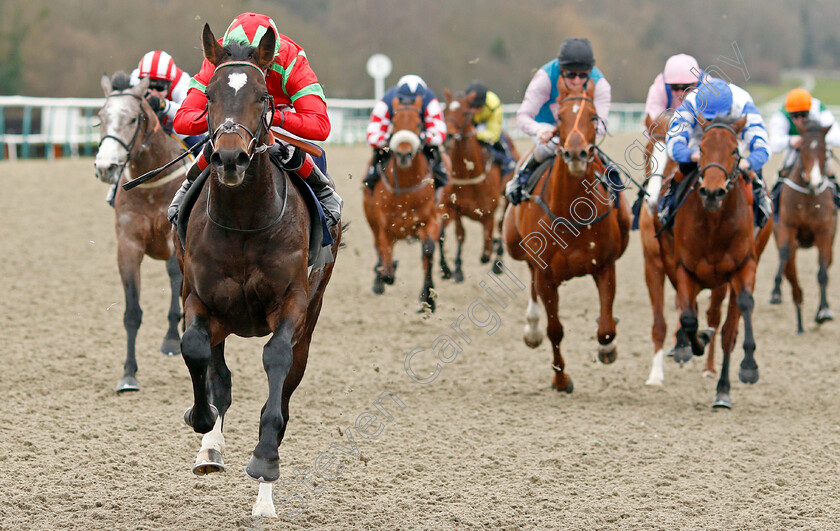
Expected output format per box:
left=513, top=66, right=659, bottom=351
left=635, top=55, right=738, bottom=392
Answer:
left=1, top=0, right=838, bottom=102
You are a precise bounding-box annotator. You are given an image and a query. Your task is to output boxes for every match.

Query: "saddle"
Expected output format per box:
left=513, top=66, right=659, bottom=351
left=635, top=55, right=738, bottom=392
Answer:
left=177, top=147, right=334, bottom=269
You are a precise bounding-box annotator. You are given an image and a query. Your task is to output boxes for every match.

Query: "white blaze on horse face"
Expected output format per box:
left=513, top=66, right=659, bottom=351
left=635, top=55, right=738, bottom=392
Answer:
left=228, top=72, right=248, bottom=94
left=572, top=103, right=580, bottom=113
left=809, top=159, right=823, bottom=190
left=449, top=101, right=461, bottom=111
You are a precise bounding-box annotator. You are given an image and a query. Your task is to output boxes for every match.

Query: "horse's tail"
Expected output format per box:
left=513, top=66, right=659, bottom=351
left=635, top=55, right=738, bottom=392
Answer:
left=338, top=221, right=350, bottom=249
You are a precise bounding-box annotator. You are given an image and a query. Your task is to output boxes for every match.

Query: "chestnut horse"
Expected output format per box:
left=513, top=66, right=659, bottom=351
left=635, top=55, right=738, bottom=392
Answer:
left=503, top=82, right=631, bottom=392
left=660, top=116, right=772, bottom=408
left=177, top=26, right=340, bottom=518
left=769, top=120, right=836, bottom=333
left=438, top=88, right=506, bottom=281
left=639, top=112, right=727, bottom=385
left=94, top=72, right=189, bottom=392
left=363, top=94, right=440, bottom=312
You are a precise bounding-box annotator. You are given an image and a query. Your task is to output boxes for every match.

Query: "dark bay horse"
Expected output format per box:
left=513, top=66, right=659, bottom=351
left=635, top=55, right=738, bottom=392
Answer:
left=177, top=25, right=340, bottom=517
left=363, top=94, right=439, bottom=312
left=639, top=111, right=727, bottom=385
left=94, top=72, right=188, bottom=392
left=503, top=82, right=631, bottom=393
left=438, top=88, right=518, bottom=281
left=770, top=120, right=836, bottom=333
left=660, top=116, right=772, bottom=408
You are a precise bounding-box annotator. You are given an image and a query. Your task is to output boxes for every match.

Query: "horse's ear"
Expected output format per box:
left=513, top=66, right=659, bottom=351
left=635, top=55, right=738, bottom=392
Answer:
left=556, top=77, right=569, bottom=102
left=101, top=73, right=112, bottom=97
left=821, top=124, right=832, bottom=137
left=413, top=94, right=423, bottom=108
left=731, top=116, right=748, bottom=134
left=585, top=80, right=596, bottom=99
left=202, top=24, right=225, bottom=66
left=254, top=27, right=276, bottom=70
left=443, top=87, right=453, bottom=104
left=132, top=76, right=150, bottom=97
left=644, top=113, right=653, bottom=129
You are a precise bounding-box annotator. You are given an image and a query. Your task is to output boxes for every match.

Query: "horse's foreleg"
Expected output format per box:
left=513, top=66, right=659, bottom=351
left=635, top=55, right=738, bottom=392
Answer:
left=161, top=253, right=182, bottom=356
left=815, top=230, right=834, bottom=324
left=194, top=340, right=229, bottom=475
left=418, top=236, right=437, bottom=313
left=115, top=244, right=143, bottom=392
left=453, top=215, right=465, bottom=283
left=181, top=298, right=216, bottom=434
left=493, top=199, right=509, bottom=274
left=438, top=212, right=452, bottom=279
left=523, top=263, right=544, bottom=348
left=770, top=241, right=789, bottom=305
left=643, top=252, right=667, bottom=386
left=480, top=213, right=494, bottom=264
left=535, top=272, right=572, bottom=393
left=703, top=286, right=727, bottom=377
left=378, top=229, right=397, bottom=286
left=713, top=290, right=741, bottom=409
left=783, top=245, right=804, bottom=333
left=732, top=262, right=759, bottom=386
left=675, top=266, right=706, bottom=359
left=593, top=264, right=618, bottom=364
left=247, top=317, right=297, bottom=483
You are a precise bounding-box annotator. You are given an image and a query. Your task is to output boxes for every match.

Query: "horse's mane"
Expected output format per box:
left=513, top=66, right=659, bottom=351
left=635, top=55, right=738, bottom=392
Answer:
left=110, top=71, right=132, bottom=91
left=802, top=120, right=826, bottom=134
left=708, top=116, right=740, bottom=126
left=223, top=42, right=257, bottom=62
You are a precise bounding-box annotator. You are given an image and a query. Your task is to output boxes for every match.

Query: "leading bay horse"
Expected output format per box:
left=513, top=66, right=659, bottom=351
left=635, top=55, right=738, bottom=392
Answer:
left=94, top=72, right=188, bottom=392
left=177, top=25, right=340, bottom=518
left=660, top=116, right=772, bottom=408
left=769, top=120, right=836, bottom=333
left=503, top=81, right=631, bottom=393
left=639, top=111, right=727, bottom=385
left=438, top=88, right=518, bottom=281
left=363, top=94, right=440, bottom=312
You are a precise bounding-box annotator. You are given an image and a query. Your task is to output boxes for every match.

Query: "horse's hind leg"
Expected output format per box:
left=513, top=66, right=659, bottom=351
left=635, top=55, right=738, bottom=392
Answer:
left=732, top=263, right=759, bottom=385
left=815, top=231, right=834, bottom=324
left=194, top=341, right=229, bottom=475
left=523, top=263, right=544, bottom=348
left=161, top=253, right=182, bottom=356
left=675, top=266, right=708, bottom=358
left=480, top=213, right=494, bottom=264
left=593, top=264, right=619, bottom=364
left=115, top=244, right=143, bottom=392
left=770, top=242, right=789, bottom=305
left=452, top=215, right=466, bottom=283
left=439, top=212, right=452, bottom=279
left=644, top=248, right=667, bottom=386
left=492, top=200, right=508, bottom=275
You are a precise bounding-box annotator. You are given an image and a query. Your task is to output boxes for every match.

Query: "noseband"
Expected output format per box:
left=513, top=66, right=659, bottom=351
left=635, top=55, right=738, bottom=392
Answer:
left=98, top=92, right=156, bottom=182
left=207, top=61, right=275, bottom=161
left=698, top=123, right=742, bottom=191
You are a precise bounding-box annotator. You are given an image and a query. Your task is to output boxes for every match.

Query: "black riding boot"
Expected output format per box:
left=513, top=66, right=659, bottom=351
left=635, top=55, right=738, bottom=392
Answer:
left=505, top=154, right=541, bottom=205
left=423, top=144, right=449, bottom=189
left=364, top=148, right=388, bottom=191
left=168, top=144, right=210, bottom=224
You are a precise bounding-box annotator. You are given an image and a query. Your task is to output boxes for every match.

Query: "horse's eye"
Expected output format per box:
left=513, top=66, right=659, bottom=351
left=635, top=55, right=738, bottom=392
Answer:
left=129, top=118, right=137, bottom=125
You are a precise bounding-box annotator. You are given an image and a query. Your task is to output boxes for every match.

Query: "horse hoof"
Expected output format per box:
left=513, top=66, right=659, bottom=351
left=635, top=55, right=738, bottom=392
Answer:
left=738, top=367, right=759, bottom=384
left=491, top=261, right=504, bottom=275
left=698, top=327, right=715, bottom=349
left=523, top=332, right=543, bottom=349
left=372, top=276, right=385, bottom=295
left=193, top=449, right=226, bottom=475
left=702, top=369, right=716, bottom=378
left=246, top=454, right=280, bottom=483
left=441, top=268, right=452, bottom=280
left=552, top=373, right=574, bottom=393
left=480, top=253, right=491, bottom=264
left=453, top=270, right=464, bottom=283
left=712, top=393, right=732, bottom=409
left=160, top=338, right=181, bottom=357
left=597, top=342, right=618, bottom=364
left=769, top=292, right=782, bottom=305
left=673, top=345, right=693, bottom=365
left=382, top=275, right=395, bottom=286
left=115, top=376, right=140, bottom=393
left=183, top=404, right=218, bottom=434
left=815, top=308, right=834, bottom=324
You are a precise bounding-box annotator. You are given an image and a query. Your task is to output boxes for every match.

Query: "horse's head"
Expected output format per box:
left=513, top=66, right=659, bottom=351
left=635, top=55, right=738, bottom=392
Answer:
left=794, top=119, right=832, bottom=192
left=94, top=72, right=157, bottom=184
left=556, top=81, right=598, bottom=176
left=696, top=116, right=747, bottom=212
left=388, top=94, right=424, bottom=169
left=202, top=23, right=275, bottom=187
left=442, top=88, right=476, bottom=149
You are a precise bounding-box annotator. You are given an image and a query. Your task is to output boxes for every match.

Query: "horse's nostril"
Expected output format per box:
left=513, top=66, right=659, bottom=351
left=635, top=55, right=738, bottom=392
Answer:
left=236, top=152, right=249, bottom=168
left=210, top=152, right=223, bottom=166
left=578, top=150, right=587, bottom=160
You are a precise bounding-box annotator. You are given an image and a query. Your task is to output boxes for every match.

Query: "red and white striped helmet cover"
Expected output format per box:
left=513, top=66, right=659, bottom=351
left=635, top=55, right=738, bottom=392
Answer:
left=137, top=51, right=177, bottom=82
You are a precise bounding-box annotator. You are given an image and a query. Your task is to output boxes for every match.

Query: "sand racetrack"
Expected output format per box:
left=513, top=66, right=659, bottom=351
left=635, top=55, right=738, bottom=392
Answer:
left=1, top=136, right=839, bottom=530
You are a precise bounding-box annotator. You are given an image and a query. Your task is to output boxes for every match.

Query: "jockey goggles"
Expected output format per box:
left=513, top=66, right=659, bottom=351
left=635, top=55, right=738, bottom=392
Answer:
left=561, top=70, right=590, bottom=80
left=668, top=83, right=694, bottom=92
left=790, top=111, right=809, bottom=120
left=148, top=80, right=171, bottom=93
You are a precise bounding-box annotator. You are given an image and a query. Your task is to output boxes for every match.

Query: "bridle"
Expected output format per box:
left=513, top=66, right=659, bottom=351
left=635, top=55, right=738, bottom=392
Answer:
left=206, top=60, right=275, bottom=162
left=444, top=105, right=477, bottom=143
left=697, top=123, right=742, bottom=192
left=557, top=95, right=597, bottom=163
left=98, top=92, right=158, bottom=183
left=381, top=103, right=429, bottom=195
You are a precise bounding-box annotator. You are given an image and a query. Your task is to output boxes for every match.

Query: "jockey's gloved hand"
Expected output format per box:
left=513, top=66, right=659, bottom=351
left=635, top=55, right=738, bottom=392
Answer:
left=146, top=95, right=167, bottom=118
left=279, top=142, right=306, bottom=171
